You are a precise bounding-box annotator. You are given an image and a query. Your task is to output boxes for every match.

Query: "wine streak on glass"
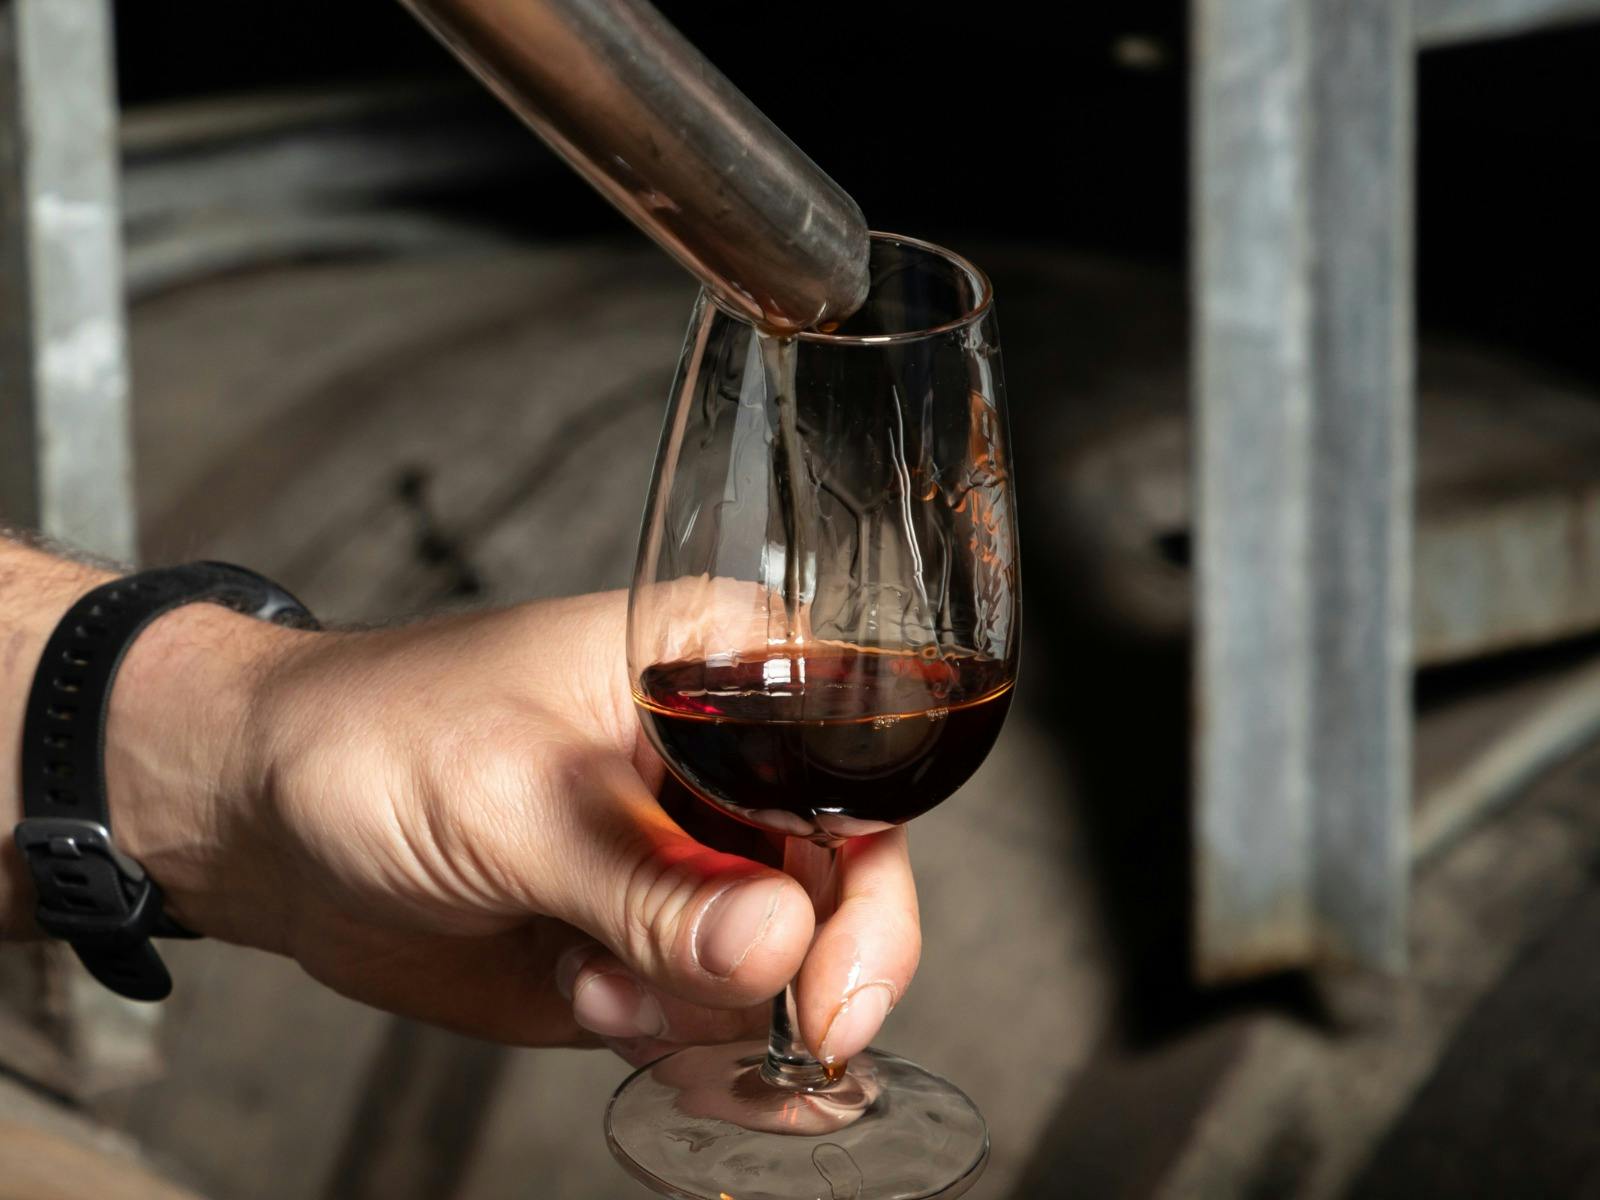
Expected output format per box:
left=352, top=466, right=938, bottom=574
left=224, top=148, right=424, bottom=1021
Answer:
left=611, top=232, right=1018, bottom=1200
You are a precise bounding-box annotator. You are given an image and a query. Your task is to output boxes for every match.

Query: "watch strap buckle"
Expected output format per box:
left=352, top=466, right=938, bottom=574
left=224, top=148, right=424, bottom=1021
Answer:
left=15, top=818, right=189, bottom=1000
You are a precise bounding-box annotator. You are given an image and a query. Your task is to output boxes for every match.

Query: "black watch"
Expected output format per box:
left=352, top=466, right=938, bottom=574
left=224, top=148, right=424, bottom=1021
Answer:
left=13, top=562, right=317, bottom=1001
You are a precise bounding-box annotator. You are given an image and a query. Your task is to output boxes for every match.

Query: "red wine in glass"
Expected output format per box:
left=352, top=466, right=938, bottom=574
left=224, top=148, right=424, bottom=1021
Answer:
left=636, top=649, right=1012, bottom=834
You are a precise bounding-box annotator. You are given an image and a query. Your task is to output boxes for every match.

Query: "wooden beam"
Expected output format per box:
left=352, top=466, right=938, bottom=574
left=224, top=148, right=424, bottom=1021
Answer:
left=1193, top=0, right=1413, bottom=979
left=1416, top=0, right=1600, bottom=46
left=1, top=1074, right=206, bottom=1200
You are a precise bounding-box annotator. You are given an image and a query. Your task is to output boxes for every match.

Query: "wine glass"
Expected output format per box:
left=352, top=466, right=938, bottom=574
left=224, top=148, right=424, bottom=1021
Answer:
left=612, top=233, right=1019, bottom=1200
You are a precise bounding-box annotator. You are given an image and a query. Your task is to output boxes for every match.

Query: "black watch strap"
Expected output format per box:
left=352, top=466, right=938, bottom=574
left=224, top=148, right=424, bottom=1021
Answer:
left=14, top=562, right=317, bottom=1001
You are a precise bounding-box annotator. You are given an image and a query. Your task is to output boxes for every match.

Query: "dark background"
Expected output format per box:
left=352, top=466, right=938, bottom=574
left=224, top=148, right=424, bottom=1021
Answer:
left=115, top=0, right=1599, bottom=383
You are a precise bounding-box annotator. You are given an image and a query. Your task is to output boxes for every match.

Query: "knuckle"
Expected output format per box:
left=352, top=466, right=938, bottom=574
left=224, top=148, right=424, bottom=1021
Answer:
left=618, top=842, right=705, bottom=970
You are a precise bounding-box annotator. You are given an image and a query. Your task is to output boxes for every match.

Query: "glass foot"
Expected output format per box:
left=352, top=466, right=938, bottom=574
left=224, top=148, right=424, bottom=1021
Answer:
left=605, top=1041, right=988, bottom=1200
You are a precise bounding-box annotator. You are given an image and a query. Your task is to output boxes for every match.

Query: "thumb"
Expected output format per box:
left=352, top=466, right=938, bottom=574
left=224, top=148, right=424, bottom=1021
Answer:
left=542, top=753, right=813, bottom=1009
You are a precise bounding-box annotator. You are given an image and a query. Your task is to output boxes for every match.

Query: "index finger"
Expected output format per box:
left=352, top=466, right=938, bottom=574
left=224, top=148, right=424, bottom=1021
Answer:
left=793, top=827, right=921, bottom=1069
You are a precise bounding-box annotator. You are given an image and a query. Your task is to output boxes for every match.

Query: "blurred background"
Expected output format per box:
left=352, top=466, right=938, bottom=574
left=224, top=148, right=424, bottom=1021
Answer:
left=4, top=1, right=1600, bottom=1197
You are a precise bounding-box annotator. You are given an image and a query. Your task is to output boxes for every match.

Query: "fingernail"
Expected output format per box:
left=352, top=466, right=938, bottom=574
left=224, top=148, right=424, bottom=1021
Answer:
left=572, top=972, right=667, bottom=1038
left=555, top=945, right=597, bottom=1000
left=694, top=881, right=782, bottom=978
left=818, top=983, right=894, bottom=1066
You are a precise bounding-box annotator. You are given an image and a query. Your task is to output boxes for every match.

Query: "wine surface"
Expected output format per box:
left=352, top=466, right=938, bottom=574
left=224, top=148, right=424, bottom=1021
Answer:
left=635, top=649, right=1012, bottom=838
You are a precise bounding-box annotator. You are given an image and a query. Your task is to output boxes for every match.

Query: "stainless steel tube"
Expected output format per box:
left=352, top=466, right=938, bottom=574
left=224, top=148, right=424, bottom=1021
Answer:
left=398, top=0, right=870, bottom=332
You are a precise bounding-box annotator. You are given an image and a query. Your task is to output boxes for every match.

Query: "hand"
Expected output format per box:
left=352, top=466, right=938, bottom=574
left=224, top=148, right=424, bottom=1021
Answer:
left=104, top=590, right=921, bottom=1066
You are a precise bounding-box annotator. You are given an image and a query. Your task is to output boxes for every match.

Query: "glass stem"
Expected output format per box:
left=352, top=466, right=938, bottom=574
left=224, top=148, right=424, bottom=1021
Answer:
left=761, top=836, right=840, bottom=1090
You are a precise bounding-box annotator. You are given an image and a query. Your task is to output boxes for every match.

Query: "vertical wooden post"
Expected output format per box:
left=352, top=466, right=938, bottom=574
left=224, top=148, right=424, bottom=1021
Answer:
left=0, top=0, right=135, bottom=554
left=322, top=1023, right=508, bottom=1200
left=1305, top=0, right=1414, bottom=973
left=1193, top=0, right=1413, bottom=979
left=1, top=0, right=153, bottom=1094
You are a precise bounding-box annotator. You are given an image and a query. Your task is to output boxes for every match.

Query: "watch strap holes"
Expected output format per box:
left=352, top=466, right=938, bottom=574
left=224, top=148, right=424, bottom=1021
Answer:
left=21, top=561, right=317, bottom=1001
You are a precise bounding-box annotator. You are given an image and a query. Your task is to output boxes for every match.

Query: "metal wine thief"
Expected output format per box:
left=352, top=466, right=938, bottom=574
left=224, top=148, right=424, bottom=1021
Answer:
left=397, top=0, right=871, bottom=332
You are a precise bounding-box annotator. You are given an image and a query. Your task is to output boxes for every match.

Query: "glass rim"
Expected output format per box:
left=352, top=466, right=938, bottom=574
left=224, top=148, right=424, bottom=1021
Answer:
left=711, top=231, right=995, bottom=346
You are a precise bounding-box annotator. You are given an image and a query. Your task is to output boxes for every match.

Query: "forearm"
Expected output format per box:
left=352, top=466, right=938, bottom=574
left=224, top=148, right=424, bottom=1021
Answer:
left=0, top=536, right=292, bottom=939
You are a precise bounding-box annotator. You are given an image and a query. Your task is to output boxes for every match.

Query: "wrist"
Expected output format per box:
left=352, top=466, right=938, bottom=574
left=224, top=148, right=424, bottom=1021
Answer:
left=104, top=600, right=312, bottom=946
